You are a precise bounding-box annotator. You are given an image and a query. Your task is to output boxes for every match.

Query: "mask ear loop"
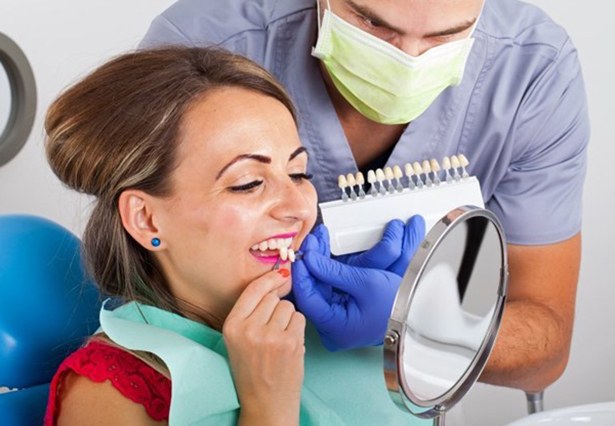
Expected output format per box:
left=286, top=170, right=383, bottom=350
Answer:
left=468, top=0, right=485, bottom=38
left=315, top=0, right=332, bottom=34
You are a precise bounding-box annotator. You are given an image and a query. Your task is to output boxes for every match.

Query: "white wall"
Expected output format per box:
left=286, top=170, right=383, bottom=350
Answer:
left=463, top=1, right=615, bottom=425
left=1, top=1, right=613, bottom=425
left=0, top=0, right=177, bottom=232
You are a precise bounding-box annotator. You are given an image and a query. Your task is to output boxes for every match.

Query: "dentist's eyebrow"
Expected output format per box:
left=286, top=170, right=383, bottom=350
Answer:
left=216, top=154, right=271, bottom=180
left=346, top=0, right=476, bottom=39
left=423, top=19, right=476, bottom=38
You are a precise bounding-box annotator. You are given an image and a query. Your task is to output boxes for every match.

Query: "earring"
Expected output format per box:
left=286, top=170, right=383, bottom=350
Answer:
left=151, top=237, right=161, bottom=247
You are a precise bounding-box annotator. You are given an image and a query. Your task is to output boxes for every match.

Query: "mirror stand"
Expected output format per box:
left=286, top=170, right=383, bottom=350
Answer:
left=433, top=414, right=445, bottom=426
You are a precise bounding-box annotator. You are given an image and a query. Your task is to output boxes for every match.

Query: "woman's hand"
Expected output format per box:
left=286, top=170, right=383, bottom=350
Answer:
left=223, top=269, right=305, bottom=426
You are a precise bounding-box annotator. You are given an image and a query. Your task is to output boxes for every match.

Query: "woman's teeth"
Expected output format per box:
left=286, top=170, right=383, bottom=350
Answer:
left=251, top=237, right=297, bottom=262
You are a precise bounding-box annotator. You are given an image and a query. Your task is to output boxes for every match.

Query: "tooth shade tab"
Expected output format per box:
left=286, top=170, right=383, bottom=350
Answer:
left=412, top=162, right=424, bottom=188
left=346, top=173, right=358, bottom=200
left=458, top=154, right=470, bottom=178
left=384, top=166, right=394, bottom=180
left=338, top=174, right=350, bottom=202
left=392, top=165, right=404, bottom=192
left=430, top=159, right=441, bottom=185
left=404, top=163, right=416, bottom=190
left=367, top=170, right=378, bottom=196
left=375, top=168, right=387, bottom=195
left=355, top=172, right=365, bottom=185
left=279, top=246, right=288, bottom=261
left=421, top=160, right=433, bottom=186
left=450, top=155, right=462, bottom=181
left=383, top=167, right=395, bottom=193
left=355, top=172, right=367, bottom=199
left=288, top=248, right=296, bottom=262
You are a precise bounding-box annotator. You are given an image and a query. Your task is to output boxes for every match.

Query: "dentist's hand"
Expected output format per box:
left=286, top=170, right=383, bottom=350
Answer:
left=292, top=219, right=424, bottom=351
left=336, top=215, right=425, bottom=277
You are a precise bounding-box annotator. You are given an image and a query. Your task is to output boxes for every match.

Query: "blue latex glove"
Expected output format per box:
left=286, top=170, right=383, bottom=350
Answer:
left=336, top=215, right=425, bottom=277
left=292, top=226, right=404, bottom=351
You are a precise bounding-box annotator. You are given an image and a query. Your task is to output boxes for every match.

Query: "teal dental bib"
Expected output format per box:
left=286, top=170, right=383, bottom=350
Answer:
left=99, top=301, right=239, bottom=424
left=99, top=301, right=347, bottom=425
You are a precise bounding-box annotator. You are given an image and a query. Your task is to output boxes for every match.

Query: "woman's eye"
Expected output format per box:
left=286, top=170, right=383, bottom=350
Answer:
left=228, top=180, right=263, bottom=192
left=289, top=173, right=313, bottom=183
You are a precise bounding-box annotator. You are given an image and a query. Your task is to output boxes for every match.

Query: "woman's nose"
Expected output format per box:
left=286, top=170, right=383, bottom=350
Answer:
left=270, top=179, right=314, bottom=222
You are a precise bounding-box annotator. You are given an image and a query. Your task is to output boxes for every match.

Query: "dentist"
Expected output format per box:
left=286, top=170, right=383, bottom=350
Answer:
left=141, top=0, right=589, bottom=393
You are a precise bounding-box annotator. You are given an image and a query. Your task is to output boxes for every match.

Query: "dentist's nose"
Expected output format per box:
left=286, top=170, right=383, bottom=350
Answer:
left=270, top=179, right=314, bottom=222
left=397, top=36, right=427, bottom=57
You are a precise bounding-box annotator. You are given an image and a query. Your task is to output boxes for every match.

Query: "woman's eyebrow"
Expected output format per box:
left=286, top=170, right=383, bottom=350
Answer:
left=289, top=147, right=308, bottom=161
left=216, top=154, right=271, bottom=180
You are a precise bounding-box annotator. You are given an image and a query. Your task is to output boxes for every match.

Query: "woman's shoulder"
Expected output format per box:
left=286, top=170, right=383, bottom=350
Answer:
left=45, top=340, right=171, bottom=425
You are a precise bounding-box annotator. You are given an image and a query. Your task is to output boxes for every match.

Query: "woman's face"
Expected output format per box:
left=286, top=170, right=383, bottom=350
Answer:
left=151, top=87, right=317, bottom=322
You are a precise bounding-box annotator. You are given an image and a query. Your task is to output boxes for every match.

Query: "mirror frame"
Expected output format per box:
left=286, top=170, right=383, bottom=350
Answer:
left=0, top=32, right=37, bottom=167
left=383, top=205, right=508, bottom=419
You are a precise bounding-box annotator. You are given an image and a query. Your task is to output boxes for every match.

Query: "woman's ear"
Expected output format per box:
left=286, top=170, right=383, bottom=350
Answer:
left=118, top=190, right=163, bottom=250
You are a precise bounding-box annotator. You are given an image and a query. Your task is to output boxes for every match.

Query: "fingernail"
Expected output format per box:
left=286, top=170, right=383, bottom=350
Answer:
left=277, top=268, right=290, bottom=278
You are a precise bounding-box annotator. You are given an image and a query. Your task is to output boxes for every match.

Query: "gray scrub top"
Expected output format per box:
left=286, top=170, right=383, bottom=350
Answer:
left=140, top=0, right=589, bottom=245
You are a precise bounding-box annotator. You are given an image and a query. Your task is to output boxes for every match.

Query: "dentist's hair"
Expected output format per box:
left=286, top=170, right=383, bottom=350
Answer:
left=45, top=47, right=296, bottom=324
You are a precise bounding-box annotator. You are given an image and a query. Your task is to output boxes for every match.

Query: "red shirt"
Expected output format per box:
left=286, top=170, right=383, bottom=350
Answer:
left=45, top=340, right=171, bottom=425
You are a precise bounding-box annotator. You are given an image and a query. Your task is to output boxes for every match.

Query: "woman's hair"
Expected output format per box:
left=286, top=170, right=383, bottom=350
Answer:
left=45, top=47, right=296, bottom=317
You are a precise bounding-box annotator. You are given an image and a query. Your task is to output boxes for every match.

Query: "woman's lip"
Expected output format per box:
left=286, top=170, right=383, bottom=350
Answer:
left=266, top=232, right=298, bottom=239
left=250, top=252, right=288, bottom=264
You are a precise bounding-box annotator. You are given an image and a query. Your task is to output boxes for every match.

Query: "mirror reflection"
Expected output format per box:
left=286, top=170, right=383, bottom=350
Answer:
left=0, top=63, right=10, bottom=139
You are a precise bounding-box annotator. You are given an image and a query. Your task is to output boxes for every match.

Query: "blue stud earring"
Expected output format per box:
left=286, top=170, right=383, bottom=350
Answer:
left=151, top=237, right=161, bottom=247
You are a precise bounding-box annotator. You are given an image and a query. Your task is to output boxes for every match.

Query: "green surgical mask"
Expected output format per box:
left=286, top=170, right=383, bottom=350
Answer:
left=312, top=3, right=477, bottom=125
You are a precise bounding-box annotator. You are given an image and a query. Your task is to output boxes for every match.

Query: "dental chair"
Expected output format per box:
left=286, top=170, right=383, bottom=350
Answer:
left=0, top=214, right=101, bottom=425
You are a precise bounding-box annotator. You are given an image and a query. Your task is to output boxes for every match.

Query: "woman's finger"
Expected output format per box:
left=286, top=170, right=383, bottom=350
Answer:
left=226, top=269, right=290, bottom=321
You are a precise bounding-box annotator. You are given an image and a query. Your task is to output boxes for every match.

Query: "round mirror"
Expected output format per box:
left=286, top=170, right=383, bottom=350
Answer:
left=0, top=32, right=37, bottom=167
left=384, top=206, right=508, bottom=422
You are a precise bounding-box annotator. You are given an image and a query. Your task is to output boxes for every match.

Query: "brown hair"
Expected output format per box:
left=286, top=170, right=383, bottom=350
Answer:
left=45, top=47, right=296, bottom=319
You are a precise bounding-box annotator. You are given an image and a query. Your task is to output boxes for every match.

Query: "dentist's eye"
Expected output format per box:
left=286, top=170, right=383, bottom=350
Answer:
left=289, top=173, right=313, bottom=183
left=228, top=180, right=263, bottom=192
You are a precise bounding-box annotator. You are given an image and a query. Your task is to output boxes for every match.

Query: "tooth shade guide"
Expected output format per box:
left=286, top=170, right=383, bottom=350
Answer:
left=319, top=175, right=485, bottom=255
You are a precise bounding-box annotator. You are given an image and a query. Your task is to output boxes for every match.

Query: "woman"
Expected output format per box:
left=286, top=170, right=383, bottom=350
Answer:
left=44, top=47, right=426, bottom=425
